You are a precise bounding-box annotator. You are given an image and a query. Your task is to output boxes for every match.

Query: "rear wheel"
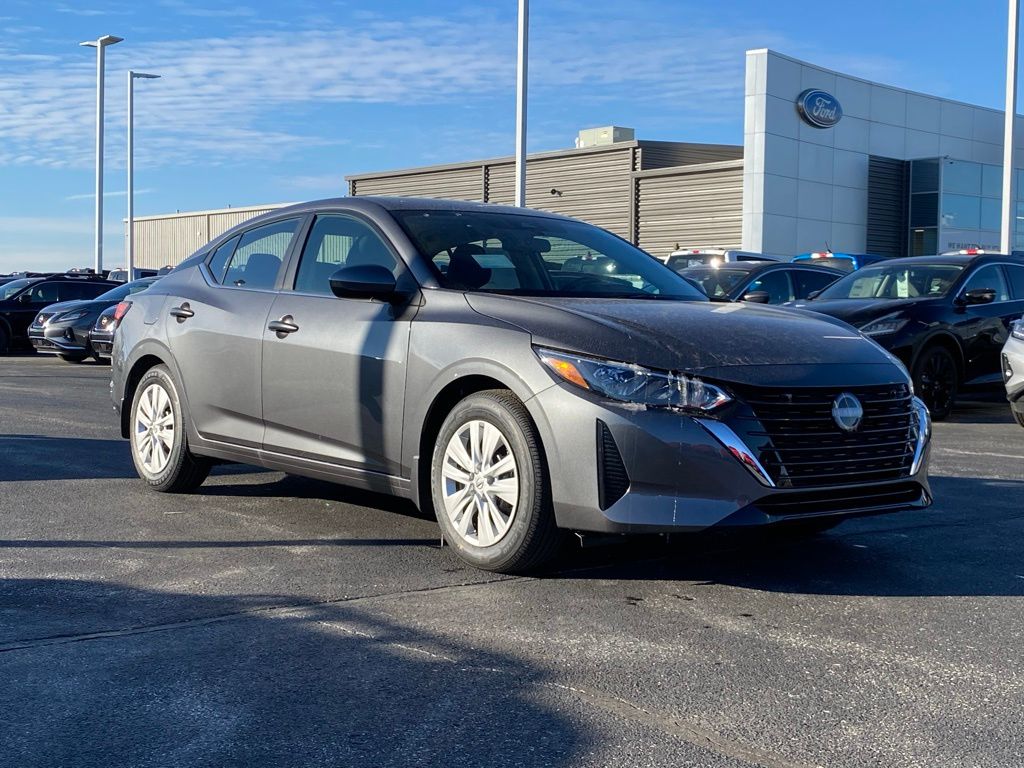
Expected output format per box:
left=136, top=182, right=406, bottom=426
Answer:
left=430, top=390, right=561, bottom=573
left=129, top=365, right=211, bottom=492
left=913, top=346, right=958, bottom=421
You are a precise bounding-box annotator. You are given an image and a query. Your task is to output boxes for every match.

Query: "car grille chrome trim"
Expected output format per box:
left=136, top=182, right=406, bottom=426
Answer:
left=730, top=383, right=918, bottom=489
left=696, top=418, right=776, bottom=488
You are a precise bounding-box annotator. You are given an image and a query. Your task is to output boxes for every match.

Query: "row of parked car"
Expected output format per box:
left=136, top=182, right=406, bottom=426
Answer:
left=659, top=247, right=1024, bottom=423
left=0, top=271, right=161, bottom=361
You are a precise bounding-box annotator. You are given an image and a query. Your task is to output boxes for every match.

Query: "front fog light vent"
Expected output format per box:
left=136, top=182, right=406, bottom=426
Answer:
left=596, top=420, right=630, bottom=510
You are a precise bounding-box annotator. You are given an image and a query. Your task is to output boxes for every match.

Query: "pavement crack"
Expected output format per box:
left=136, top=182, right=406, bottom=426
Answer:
left=0, top=575, right=521, bottom=654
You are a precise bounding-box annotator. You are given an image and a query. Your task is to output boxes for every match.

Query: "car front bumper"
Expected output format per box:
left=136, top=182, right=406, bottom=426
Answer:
left=28, top=324, right=88, bottom=354
left=530, top=383, right=932, bottom=534
left=1002, top=333, right=1024, bottom=414
left=89, top=329, right=114, bottom=358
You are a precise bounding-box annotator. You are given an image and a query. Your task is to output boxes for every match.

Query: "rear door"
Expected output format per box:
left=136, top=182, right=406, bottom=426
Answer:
left=957, top=264, right=1021, bottom=384
left=260, top=212, right=415, bottom=476
left=164, top=217, right=302, bottom=448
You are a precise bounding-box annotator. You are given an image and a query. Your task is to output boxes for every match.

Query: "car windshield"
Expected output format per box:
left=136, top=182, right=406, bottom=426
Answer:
left=816, top=263, right=965, bottom=300
left=393, top=209, right=707, bottom=300
left=0, top=279, right=32, bottom=300
left=94, top=277, right=157, bottom=303
left=677, top=267, right=749, bottom=298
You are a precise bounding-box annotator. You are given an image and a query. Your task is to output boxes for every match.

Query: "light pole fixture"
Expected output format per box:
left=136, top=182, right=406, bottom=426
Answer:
left=80, top=34, right=123, bottom=275
left=127, top=70, right=160, bottom=279
left=514, top=0, right=529, bottom=207
left=1002, top=0, right=1020, bottom=255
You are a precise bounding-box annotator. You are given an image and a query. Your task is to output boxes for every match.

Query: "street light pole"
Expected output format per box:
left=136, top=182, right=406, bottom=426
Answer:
left=514, top=0, right=529, bottom=207
left=127, top=71, right=160, bottom=279
left=1002, top=0, right=1020, bottom=255
left=80, top=35, right=123, bottom=275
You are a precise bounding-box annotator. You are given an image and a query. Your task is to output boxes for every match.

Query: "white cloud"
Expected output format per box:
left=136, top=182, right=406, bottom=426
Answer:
left=65, top=188, right=155, bottom=201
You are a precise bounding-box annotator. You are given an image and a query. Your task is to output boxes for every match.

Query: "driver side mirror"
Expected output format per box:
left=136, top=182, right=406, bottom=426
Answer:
left=17, top=293, right=33, bottom=304
left=742, top=290, right=771, bottom=304
left=806, top=289, right=822, bottom=300
left=329, top=264, right=405, bottom=302
left=961, top=288, right=996, bottom=305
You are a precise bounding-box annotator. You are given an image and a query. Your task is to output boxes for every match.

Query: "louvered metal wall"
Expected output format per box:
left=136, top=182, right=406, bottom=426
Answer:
left=634, top=160, right=745, bottom=258
left=636, top=142, right=743, bottom=170
left=349, top=166, right=484, bottom=201
left=866, top=156, right=909, bottom=258
left=130, top=205, right=285, bottom=269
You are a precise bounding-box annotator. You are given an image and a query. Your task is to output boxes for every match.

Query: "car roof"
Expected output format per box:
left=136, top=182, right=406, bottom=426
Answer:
left=266, top=195, right=571, bottom=221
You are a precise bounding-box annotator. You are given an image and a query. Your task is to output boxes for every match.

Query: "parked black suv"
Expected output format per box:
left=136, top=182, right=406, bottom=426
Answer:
left=0, top=273, right=119, bottom=354
left=787, top=253, right=1024, bottom=418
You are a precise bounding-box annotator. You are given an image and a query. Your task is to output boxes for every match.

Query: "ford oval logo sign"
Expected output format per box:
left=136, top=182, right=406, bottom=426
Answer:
left=797, top=89, right=843, bottom=129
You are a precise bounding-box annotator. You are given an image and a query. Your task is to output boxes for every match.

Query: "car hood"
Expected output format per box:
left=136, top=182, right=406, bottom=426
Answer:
left=40, top=298, right=112, bottom=318
left=787, top=297, right=936, bottom=326
left=466, top=294, right=904, bottom=383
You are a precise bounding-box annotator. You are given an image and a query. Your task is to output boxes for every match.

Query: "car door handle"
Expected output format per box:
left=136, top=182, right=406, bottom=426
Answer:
left=268, top=316, right=299, bottom=336
left=169, top=303, right=194, bottom=321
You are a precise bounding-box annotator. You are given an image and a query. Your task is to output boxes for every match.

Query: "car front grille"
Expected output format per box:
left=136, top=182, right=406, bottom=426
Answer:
left=755, top=482, right=925, bottom=517
left=731, top=383, right=917, bottom=489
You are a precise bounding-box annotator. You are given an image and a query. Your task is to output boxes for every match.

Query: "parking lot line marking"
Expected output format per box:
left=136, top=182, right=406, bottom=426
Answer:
left=935, top=448, right=1024, bottom=461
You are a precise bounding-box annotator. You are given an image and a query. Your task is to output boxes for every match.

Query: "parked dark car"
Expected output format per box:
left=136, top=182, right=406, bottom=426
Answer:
left=786, top=253, right=1024, bottom=419
left=107, top=267, right=159, bottom=283
left=29, top=276, right=160, bottom=362
left=0, top=273, right=119, bottom=354
left=677, top=261, right=843, bottom=304
left=792, top=251, right=890, bottom=273
left=111, top=197, right=931, bottom=573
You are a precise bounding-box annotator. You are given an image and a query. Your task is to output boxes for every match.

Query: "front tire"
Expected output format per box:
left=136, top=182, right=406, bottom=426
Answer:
left=59, top=353, right=88, bottom=363
left=913, top=346, right=958, bottom=421
left=430, top=390, right=561, bottom=574
left=129, top=365, right=210, bottom=492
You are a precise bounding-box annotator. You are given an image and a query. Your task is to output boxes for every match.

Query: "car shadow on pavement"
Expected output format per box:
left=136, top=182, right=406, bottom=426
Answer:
left=944, top=398, right=1015, bottom=425
left=0, top=435, right=137, bottom=481
left=549, top=474, right=1024, bottom=598
left=0, top=578, right=586, bottom=768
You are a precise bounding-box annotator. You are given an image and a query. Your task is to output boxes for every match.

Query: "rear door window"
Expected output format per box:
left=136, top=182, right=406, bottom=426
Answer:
left=1005, top=264, right=1024, bottom=299
left=793, top=270, right=840, bottom=298
left=207, top=236, right=241, bottom=283
left=222, top=218, right=300, bottom=290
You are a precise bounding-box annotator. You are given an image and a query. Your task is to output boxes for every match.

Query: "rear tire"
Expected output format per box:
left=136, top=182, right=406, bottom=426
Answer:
left=129, top=364, right=211, bottom=493
left=913, top=346, right=958, bottom=421
left=430, top=389, right=561, bottom=574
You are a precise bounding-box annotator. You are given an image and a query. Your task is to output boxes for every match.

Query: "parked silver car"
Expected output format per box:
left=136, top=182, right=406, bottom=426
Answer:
left=1003, top=316, right=1024, bottom=427
left=110, top=197, right=932, bottom=573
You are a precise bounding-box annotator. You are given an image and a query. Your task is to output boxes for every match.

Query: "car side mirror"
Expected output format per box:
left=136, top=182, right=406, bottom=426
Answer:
left=329, top=264, right=403, bottom=302
left=962, top=288, right=996, bottom=305
left=806, top=289, right=822, bottom=300
left=17, top=293, right=33, bottom=304
left=742, top=290, right=771, bottom=304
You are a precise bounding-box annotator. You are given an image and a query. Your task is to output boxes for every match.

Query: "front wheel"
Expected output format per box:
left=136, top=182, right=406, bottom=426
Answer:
left=913, top=346, right=958, bottom=421
left=430, top=390, right=561, bottom=574
left=129, top=365, right=211, bottom=492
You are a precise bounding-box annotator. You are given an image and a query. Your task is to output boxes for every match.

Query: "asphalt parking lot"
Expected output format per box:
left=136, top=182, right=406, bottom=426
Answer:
left=1, top=355, right=1022, bottom=768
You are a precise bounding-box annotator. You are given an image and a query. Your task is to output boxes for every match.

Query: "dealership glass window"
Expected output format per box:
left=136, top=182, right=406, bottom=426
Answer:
left=911, top=159, right=939, bottom=193
left=941, top=194, right=981, bottom=230
left=942, top=160, right=981, bottom=195
left=981, top=164, right=1002, bottom=198
left=980, top=198, right=1001, bottom=231
left=910, top=228, right=937, bottom=257
left=910, top=192, right=938, bottom=228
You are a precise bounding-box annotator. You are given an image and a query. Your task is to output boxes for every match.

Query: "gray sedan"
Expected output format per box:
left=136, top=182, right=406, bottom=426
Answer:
left=110, top=197, right=931, bottom=573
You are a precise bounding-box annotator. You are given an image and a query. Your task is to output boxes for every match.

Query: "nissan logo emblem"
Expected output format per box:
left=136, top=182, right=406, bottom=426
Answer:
left=832, top=392, right=864, bottom=432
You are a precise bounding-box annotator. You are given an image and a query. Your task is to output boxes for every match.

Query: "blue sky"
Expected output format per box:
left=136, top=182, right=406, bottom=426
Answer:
left=0, top=0, right=1015, bottom=271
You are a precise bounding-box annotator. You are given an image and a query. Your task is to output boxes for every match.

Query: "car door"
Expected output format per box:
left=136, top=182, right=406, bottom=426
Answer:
left=164, top=217, right=302, bottom=448
left=739, top=268, right=794, bottom=304
left=956, top=264, right=1020, bottom=384
left=260, top=212, right=415, bottom=476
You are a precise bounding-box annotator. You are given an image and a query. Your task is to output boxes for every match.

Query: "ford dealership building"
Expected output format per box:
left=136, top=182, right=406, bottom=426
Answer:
left=131, top=49, right=1024, bottom=267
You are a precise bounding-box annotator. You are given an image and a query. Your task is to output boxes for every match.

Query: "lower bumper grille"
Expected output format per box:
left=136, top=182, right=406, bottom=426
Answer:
left=731, top=383, right=918, bottom=489
left=756, top=482, right=926, bottom=517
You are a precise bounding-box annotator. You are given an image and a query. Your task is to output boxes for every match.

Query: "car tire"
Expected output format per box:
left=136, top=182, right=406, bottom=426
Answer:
left=430, top=389, right=561, bottom=574
left=59, top=353, right=88, bottom=363
left=912, top=346, right=958, bottom=421
left=129, top=364, right=211, bottom=493
left=0, top=325, right=8, bottom=355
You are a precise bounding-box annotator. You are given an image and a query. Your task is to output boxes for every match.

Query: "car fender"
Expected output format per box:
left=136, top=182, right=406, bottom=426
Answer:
left=117, top=334, right=197, bottom=440
left=910, top=328, right=965, bottom=375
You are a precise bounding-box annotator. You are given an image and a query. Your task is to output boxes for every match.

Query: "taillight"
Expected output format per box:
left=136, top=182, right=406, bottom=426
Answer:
left=112, top=301, right=132, bottom=326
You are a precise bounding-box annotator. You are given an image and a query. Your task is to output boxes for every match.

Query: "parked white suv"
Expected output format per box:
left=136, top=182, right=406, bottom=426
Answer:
left=1003, top=316, right=1024, bottom=427
left=664, top=248, right=781, bottom=270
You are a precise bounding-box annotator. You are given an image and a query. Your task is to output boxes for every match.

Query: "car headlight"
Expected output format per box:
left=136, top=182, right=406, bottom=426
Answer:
left=54, top=309, right=88, bottom=323
left=1012, top=319, right=1024, bottom=340
left=95, top=314, right=113, bottom=330
left=535, top=347, right=731, bottom=411
left=858, top=313, right=908, bottom=336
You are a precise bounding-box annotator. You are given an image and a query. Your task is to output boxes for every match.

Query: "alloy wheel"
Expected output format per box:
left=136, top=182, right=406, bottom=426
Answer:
left=918, top=351, right=956, bottom=414
left=133, top=382, right=176, bottom=475
left=440, top=419, right=519, bottom=547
